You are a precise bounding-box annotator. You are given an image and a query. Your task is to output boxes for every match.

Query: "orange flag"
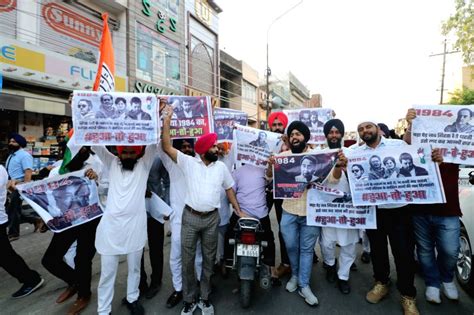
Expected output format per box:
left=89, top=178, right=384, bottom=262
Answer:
left=93, top=13, right=115, bottom=92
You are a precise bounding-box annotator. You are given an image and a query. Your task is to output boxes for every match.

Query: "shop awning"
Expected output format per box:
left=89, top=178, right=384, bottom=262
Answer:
left=0, top=89, right=69, bottom=116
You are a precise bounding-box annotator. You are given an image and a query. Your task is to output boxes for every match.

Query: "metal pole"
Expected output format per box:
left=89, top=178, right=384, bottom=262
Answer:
left=440, top=39, right=447, bottom=104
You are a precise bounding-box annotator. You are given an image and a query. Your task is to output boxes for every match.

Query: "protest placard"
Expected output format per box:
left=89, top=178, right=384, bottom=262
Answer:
left=213, top=108, right=248, bottom=141
left=146, top=192, right=173, bottom=224
left=346, top=145, right=446, bottom=206
left=17, top=170, right=103, bottom=233
left=234, top=125, right=282, bottom=168
left=72, top=91, right=159, bottom=145
left=283, top=108, right=333, bottom=144
left=306, top=185, right=376, bottom=229
left=412, top=105, right=474, bottom=165
left=273, top=150, right=338, bottom=199
left=160, top=95, right=213, bottom=139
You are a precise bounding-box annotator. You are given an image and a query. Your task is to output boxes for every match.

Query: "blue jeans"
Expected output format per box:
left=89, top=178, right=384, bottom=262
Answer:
left=413, top=215, right=460, bottom=288
left=281, top=210, right=320, bottom=288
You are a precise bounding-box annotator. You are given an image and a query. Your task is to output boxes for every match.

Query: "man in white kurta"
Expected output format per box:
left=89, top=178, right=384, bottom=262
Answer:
left=93, top=144, right=156, bottom=315
left=320, top=119, right=359, bottom=294
left=157, top=139, right=203, bottom=308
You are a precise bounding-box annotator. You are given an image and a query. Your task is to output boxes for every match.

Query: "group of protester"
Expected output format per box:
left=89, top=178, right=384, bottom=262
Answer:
left=0, top=105, right=463, bottom=315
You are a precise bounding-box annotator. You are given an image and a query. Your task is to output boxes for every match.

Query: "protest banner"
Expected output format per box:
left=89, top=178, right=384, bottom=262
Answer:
left=412, top=105, right=474, bottom=165
left=273, top=150, right=338, bottom=199
left=346, top=145, right=446, bottom=206
left=72, top=91, right=159, bottom=146
left=306, top=185, right=376, bottom=229
left=234, top=125, right=282, bottom=168
left=160, top=95, right=213, bottom=139
left=283, top=108, right=333, bottom=144
left=16, top=170, right=103, bottom=233
left=213, top=108, right=248, bottom=141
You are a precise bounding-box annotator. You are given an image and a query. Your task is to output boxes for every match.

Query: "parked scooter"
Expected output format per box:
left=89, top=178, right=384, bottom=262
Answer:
left=229, top=217, right=271, bottom=308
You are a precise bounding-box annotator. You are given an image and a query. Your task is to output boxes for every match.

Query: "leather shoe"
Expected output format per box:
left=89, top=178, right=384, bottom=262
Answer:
left=166, top=290, right=182, bottom=308
left=34, top=218, right=45, bottom=233
left=275, top=263, right=291, bottom=278
left=67, top=296, right=90, bottom=314
left=56, top=285, right=78, bottom=304
left=122, top=298, right=144, bottom=315
left=145, top=283, right=161, bottom=299
left=338, top=279, right=351, bottom=294
left=361, top=251, right=371, bottom=264
left=325, top=263, right=337, bottom=283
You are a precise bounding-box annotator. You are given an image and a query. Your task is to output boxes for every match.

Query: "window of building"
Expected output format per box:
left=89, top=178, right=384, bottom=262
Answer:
left=136, top=22, right=181, bottom=91
left=242, top=80, right=256, bottom=104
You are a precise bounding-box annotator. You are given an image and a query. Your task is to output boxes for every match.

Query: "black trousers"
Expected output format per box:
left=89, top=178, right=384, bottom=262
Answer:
left=7, top=190, right=39, bottom=236
left=224, top=213, right=276, bottom=267
left=0, top=222, right=41, bottom=285
left=266, top=191, right=290, bottom=265
left=140, top=217, right=164, bottom=287
left=41, top=217, right=100, bottom=298
left=366, top=206, right=417, bottom=297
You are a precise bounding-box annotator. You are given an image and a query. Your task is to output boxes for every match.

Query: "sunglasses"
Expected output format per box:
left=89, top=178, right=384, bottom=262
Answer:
left=78, top=104, right=88, bottom=108
left=352, top=169, right=360, bottom=173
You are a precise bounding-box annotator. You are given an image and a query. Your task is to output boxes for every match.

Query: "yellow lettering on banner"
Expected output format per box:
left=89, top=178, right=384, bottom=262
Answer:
left=0, top=45, right=45, bottom=72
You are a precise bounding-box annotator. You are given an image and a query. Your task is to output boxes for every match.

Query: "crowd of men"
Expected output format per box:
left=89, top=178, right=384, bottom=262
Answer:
left=0, top=106, right=464, bottom=315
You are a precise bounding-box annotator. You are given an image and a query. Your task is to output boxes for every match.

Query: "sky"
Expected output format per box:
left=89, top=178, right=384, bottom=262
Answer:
left=218, top=0, right=463, bottom=132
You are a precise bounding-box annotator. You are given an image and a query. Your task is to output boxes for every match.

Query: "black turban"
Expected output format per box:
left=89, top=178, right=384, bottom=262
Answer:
left=324, top=119, right=345, bottom=137
left=377, top=123, right=390, bottom=138
left=287, top=121, right=310, bottom=143
left=9, top=133, right=27, bottom=148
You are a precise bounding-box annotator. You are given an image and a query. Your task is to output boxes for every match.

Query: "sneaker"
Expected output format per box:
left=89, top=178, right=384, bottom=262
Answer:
left=166, top=291, right=183, bottom=308
left=298, top=286, right=319, bottom=306
left=122, top=298, right=145, bottom=315
left=442, top=282, right=459, bottom=301
left=198, top=299, right=215, bottom=315
left=425, top=286, right=441, bottom=304
left=286, top=275, right=298, bottom=292
left=361, top=251, right=371, bottom=264
left=11, top=278, right=44, bottom=298
left=366, top=281, right=389, bottom=304
left=181, top=302, right=197, bottom=315
left=400, top=295, right=420, bottom=315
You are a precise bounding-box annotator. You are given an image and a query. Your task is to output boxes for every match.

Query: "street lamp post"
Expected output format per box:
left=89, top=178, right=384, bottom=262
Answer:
left=265, top=0, right=303, bottom=124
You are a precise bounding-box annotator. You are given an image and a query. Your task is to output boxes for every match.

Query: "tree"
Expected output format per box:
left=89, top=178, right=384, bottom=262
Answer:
left=442, top=0, right=474, bottom=64
left=448, top=87, right=474, bottom=104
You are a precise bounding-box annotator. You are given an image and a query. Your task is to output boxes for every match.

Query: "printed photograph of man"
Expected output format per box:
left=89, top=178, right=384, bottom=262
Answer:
left=299, top=110, right=311, bottom=126
left=398, top=153, right=428, bottom=177
left=249, top=131, right=270, bottom=151
left=128, top=97, right=152, bottom=120
left=176, top=98, right=204, bottom=119
left=444, top=108, right=474, bottom=134
left=77, top=99, right=95, bottom=120
left=216, top=125, right=232, bottom=140
left=295, top=155, right=319, bottom=183
left=51, top=177, right=92, bottom=212
left=368, top=155, right=385, bottom=180
left=310, top=111, right=324, bottom=129
left=114, top=97, right=128, bottom=120
left=351, top=164, right=368, bottom=181
left=95, top=94, right=116, bottom=119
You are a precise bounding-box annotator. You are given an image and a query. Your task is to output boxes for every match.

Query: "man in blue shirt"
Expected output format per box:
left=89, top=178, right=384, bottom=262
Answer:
left=5, top=133, right=41, bottom=241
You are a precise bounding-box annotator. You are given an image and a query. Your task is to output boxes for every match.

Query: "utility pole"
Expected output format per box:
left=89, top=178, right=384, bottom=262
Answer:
left=429, top=39, right=460, bottom=104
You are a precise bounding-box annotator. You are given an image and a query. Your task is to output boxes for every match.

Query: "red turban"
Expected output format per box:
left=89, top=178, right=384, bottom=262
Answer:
left=268, top=112, right=289, bottom=129
left=116, top=146, right=144, bottom=156
left=195, top=133, right=218, bottom=155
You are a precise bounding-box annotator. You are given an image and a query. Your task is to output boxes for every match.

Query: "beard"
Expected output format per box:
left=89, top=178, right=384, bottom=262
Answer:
left=327, top=138, right=342, bottom=149
left=204, top=151, right=218, bottom=162
left=272, top=128, right=284, bottom=134
left=120, top=158, right=137, bottom=171
left=8, top=144, right=20, bottom=152
left=290, top=141, right=306, bottom=153
left=362, top=132, right=379, bottom=145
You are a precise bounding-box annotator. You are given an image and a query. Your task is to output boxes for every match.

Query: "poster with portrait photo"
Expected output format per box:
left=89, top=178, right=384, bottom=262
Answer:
left=213, top=108, right=248, bottom=141
left=234, top=125, right=282, bottom=168
left=16, top=170, right=103, bottom=233
left=283, top=108, right=333, bottom=144
left=72, top=91, right=159, bottom=146
left=346, top=145, right=446, bottom=206
left=306, top=186, right=376, bottom=229
left=159, top=95, right=213, bottom=139
left=273, top=150, right=338, bottom=199
left=412, top=105, right=474, bottom=165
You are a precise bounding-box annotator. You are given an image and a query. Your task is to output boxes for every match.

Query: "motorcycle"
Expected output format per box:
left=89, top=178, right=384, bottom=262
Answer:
left=229, top=217, right=271, bottom=308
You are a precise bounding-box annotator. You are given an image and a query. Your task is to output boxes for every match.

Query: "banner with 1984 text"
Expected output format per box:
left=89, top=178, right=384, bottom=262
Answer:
left=234, top=125, right=282, bottom=168
left=283, top=108, right=333, bottom=144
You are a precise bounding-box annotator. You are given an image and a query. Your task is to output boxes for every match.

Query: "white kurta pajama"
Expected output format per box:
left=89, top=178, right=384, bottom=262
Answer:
left=92, top=145, right=156, bottom=315
left=321, top=171, right=359, bottom=281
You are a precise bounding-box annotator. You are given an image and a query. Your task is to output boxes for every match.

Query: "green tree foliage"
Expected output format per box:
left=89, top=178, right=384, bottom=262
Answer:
left=448, top=87, right=474, bottom=104
left=442, top=0, right=474, bottom=64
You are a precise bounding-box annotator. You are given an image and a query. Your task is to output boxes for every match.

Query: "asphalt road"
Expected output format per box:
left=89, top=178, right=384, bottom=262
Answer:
left=1, top=212, right=473, bottom=315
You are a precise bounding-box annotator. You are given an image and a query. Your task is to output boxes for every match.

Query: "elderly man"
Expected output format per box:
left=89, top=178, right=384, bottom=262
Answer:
left=351, top=120, right=443, bottom=315
left=444, top=107, right=474, bottom=133
left=6, top=133, right=41, bottom=241
left=93, top=144, right=157, bottom=315
left=95, top=94, right=116, bottom=119
left=161, top=106, right=243, bottom=315
left=266, top=112, right=291, bottom=278
left=319, top=119, right=359, bottom=295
